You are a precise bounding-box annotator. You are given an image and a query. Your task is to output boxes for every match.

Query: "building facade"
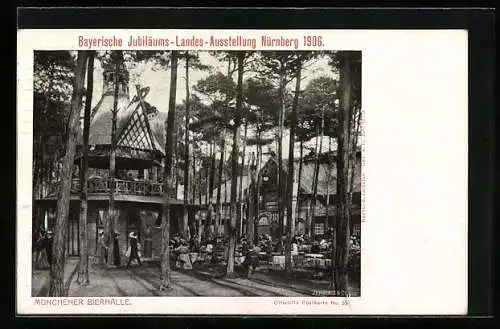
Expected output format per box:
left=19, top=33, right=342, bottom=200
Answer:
left=33, top=55, right=191, bottom=264
left=202, top=150, right=362, bottom=241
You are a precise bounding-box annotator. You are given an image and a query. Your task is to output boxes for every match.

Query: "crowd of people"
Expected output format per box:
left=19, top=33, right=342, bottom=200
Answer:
left=33, top=223, right=360, bottom=278
left=164, top=230, right=361, bottom=277
left=33, top=226, right=144, bottom=270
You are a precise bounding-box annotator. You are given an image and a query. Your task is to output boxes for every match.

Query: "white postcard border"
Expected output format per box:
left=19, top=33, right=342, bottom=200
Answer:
left=17, top=29, right=468, bottom=315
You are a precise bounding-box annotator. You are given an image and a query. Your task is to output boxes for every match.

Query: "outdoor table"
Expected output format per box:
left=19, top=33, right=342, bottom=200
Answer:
left=303, top=254, right=323, bottom=270
left=272, top=255, right=286, bottom=269
left=257, top=252, right=269, bottom=264
left=292, top=254, right=304, bottom=268
left=300, top=245, right=312, bottom=253
left=316, top=258, right=332, bottom=268
left=305, top=253, right=324, bottom=259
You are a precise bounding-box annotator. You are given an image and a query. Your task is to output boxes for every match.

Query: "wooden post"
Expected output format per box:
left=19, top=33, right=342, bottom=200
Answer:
left=77, top=51, right=94, bottom=285
left=107, top=51, right=121, bottom=267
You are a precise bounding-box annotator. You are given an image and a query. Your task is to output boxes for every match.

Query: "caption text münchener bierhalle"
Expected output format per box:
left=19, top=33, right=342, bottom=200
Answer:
left=33, top=297, right=350, bottom=307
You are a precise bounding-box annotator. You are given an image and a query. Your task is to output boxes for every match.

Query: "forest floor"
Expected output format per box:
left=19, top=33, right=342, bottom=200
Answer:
left=192, top=262, right=361, bottom=297
left=31, top=256, right=79, bottom=297
left=32, top=259, right=360, bottom=297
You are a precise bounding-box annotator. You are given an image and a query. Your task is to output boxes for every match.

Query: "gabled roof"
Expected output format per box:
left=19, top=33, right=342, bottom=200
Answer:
left=298, top=160, right=361, bottom=195
left=84, top=93, right=134, bottom=146
left=80, top=93, right=165, bottom=156
left=117, top=103, right=155, bottom=151
left=147, top=110, right=168, bottom=153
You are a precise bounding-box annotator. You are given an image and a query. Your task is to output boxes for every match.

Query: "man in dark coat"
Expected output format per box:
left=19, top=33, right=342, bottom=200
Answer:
left=126, top=232, right=142, bottom=268
left=113, top=232, right=121, bottom=266
left=43, top=231, right=54, bottom=266
left=241, top=244, right=260, bottom=278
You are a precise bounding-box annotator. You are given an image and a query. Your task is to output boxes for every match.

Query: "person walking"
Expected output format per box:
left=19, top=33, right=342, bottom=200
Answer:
left=126, top=232, right=141, bottom=268
left=241, top=244, right=259, bottom=278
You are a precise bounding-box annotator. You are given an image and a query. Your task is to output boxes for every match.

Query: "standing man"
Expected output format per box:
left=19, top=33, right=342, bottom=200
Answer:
left=97, top=229, right=109, bottom=264
left=43, top=231, right=54, bottom=266
left=113, top=231, right=121, bottom=266
left=126, top=232, right=142, bottom=268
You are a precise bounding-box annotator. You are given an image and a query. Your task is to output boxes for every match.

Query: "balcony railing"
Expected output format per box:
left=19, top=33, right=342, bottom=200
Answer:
left=48, top=177, right=164, bottom=197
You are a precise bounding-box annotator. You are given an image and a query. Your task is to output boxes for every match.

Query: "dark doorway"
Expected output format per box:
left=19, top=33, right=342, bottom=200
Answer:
left=126, top=209, right=141, bottom=244
left=66, top=212, right=79, bottom=256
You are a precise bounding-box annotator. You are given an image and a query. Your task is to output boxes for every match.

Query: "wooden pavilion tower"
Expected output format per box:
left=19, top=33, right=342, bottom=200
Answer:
left=34, top=53, right=187, bottom=264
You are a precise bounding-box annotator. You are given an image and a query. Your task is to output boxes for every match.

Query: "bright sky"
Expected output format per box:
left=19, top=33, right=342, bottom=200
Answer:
left=89, top=51, right=357, bottom=161
left=91, top=51, right=335, bottom=109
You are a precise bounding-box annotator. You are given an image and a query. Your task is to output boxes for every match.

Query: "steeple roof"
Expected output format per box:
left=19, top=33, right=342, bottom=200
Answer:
left=79, top=62, right=165, bottom=156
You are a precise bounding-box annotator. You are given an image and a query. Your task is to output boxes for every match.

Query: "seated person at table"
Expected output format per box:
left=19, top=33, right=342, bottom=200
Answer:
left=291, top=239, right=299, bottom=256
left=241, top=239, right=249, bottom=254
left=311, top=241, right=321, bottom=254
left=200, top=241, right=213, bottom=262
left=189, top=235, right=200, bottom=252
left=319, top=238, right=329, bottom=251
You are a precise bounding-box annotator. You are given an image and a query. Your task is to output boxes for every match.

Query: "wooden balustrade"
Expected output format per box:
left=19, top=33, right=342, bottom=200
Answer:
left=48, top=177, right=163, bottom=197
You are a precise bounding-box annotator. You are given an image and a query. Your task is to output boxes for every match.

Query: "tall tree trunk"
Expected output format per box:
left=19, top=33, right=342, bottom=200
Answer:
left=333, top=51, right=354, bottom=296
left=277, top=69, right=285, bottom=240
left=307, top=126, right=320, bottom=238
left=174, top=127, right=182, bottom=234
left=192, top=153, right=196, bottom=203
left=173, top=126, right=180, bottom=198
left=197, top=156, right=203, bottom=242
left=189, top=154, right=196, bottom=238
left=224, top=168, right=228, bottom=204
left=238, top=122, right=247, bottom=237
left=203, top=162, right=210, bottom=239
left=107, top=51, right=121, bottom=267
left=295, top=136, right=304, bottom=234
left=49, top=51, right=87, bottom=297
left=160, top=50, right=178, bottom=291
left=254, top=129, right=262, bottom=244
left=348, top=109, right=361, bottom=214
left=215, top=137, right=225, bottom=236
left=247, top=152, right=256, bottom=245
left=35, top=64, right=54, bottom=200
left=310, top=109, right=325, bottom=240
left=205, top=145, right=210, bottom=206
left=183, top=52, right=190, bottom=239
left=285, top=61, right=301, bottom=276
left=206, top=140, right=216, bottom=238
left=226, top=52, right=244, bottom=276
left=325, top=137, right=332, bottom=238
left=77, top=51, right=94, bottom=285
left=244, top=155, right=252, bottom=236
left=198, top=156, right=203, bottom=204
left=42, top=65, right=55, bottom=197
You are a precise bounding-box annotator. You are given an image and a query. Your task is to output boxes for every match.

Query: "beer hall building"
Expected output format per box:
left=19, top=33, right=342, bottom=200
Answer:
left=254, top=152, right=362, bottom=239
left=203, top=150, right=362, bottom=241
left=33, top=57, right=196, bottom=264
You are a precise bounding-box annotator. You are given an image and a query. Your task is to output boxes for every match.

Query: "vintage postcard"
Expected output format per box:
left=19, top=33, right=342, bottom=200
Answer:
left=17, top=29, right=468, bottom=315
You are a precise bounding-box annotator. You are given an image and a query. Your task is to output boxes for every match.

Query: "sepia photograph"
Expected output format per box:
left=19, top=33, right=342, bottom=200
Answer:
left=31, top=49, right=362, bottom=298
